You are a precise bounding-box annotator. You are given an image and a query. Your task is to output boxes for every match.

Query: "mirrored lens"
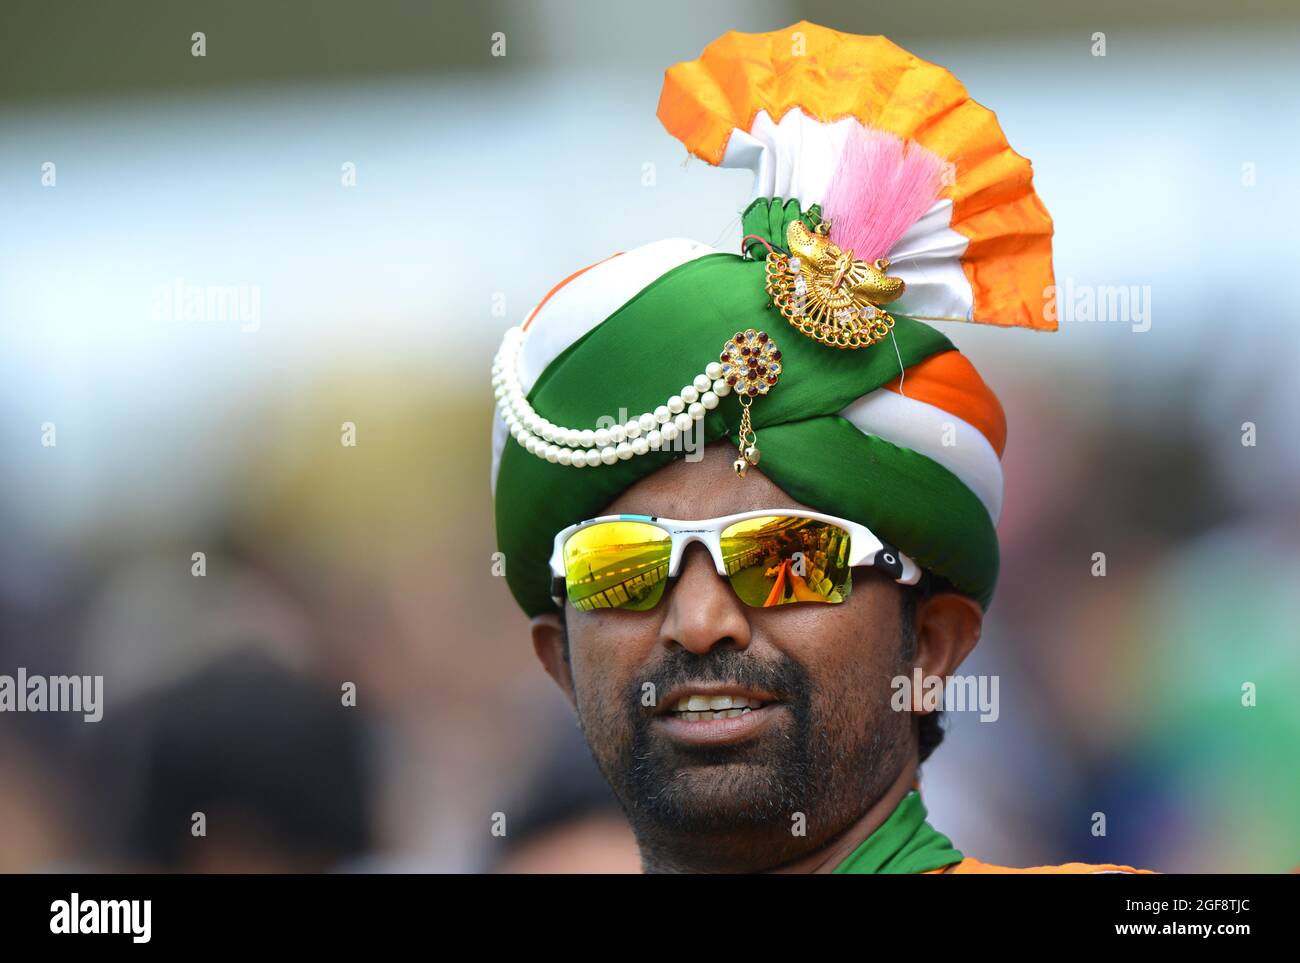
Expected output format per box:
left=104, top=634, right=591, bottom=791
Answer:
left=563, top=520, right=671, bottom=611
left=721, top=515, right=853, bottom=607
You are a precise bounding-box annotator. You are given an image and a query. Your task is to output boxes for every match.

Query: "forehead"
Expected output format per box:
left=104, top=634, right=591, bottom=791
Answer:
left=601, top=439, right=820, bottom=520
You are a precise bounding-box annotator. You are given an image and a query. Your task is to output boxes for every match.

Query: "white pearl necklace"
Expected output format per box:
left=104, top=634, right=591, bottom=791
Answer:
left=492, top=325, right=733, bottom=468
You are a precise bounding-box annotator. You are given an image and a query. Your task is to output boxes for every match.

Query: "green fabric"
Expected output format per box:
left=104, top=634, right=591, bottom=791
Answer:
left=832, top=790, right=964, bottom=874
left=494, top=199, right=1001, bottom=617
left=740, top=196, right=821, bottom=258
left=750, top=418, right=998, bottom=608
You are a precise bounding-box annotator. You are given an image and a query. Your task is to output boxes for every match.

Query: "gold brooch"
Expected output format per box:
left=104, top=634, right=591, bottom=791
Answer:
left=719, top=329, right=781, bottom=477
left=765, top=219, right=906, bottom=350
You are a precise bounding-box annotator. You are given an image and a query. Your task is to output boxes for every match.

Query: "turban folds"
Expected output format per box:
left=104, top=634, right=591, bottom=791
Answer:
left=491, top=23, right=1055, bottom=618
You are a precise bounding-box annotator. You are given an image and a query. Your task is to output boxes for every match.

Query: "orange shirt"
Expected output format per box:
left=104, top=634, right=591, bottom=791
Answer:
left=925, top=857, right=1156, bottom=874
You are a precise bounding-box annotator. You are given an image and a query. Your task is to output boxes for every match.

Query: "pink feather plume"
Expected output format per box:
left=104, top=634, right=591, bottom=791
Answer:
left=822, top=125, right=946, bottom=264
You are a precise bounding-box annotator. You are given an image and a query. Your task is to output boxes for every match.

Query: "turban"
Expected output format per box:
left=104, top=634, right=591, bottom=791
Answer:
left=491, top=22, right=1055, bottom=618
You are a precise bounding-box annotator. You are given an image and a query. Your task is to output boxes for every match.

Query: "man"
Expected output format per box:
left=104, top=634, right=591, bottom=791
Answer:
left=490, top=22, right=1151, bottom=874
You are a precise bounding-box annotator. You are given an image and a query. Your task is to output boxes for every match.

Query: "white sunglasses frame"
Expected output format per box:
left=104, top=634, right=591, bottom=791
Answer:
left=548, top=508, right=921, bottom=609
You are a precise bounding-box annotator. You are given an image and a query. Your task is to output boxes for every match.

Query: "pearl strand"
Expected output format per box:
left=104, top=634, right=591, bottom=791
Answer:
left=492, top=325, right=733, bottom=468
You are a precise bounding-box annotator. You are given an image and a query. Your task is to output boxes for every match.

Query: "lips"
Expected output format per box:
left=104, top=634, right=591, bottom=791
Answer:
left=658, top=684, right=780, bottom=718
left=668, top=693, right=769, bottom=721
left=654, top=685, right=785, bottom=746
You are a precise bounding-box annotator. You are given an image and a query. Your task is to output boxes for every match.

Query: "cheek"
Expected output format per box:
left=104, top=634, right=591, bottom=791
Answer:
left=778, top=597, right=903, bottom=707
left=569, top=615, right=657, bottom=724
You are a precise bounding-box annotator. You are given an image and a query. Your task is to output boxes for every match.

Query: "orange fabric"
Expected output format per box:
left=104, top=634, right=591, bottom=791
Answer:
left=656, top=21, right=1056, bottom=331
left=522, top=252, right=625, bottom=331
left=924, top=857, right=1156, bottom=875
left=884, top=350, right=1007, bottom=457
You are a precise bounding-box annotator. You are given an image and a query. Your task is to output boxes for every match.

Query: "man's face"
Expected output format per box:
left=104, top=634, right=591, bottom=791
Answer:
left=558, top=440, right=916, bottom=870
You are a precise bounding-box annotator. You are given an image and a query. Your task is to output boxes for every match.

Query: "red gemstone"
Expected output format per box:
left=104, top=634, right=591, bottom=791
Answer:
left=726, top=375, right=737, bottom=385
left=740, top=346, right=751, bottom=356
left=720, top=352, right=731, bottom=362
left=756, top=365, right=766, bottom=375
left=770, top=350, right=781, bottom=360
left=766, top=375, right=777, bottom=384
left=747, top=386, right=758, bottom=396
left=757, top=331, right=768, bottom=342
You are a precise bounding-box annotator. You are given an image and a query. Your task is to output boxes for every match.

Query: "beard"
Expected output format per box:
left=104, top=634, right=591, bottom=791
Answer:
left=572, top=643, right=910, bottom=872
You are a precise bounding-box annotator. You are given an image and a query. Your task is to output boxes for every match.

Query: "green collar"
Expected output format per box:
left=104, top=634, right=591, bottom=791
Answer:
left=831, top=789, right=963, bottom=874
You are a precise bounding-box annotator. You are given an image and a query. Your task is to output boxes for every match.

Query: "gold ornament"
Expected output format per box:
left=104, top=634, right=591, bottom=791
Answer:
left=719, top=329, right=781, bottom=478
left=765, top=219, right=906, bottom=350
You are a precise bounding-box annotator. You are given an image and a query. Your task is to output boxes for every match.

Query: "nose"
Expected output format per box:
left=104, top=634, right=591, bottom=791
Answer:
left=657, top=542, right=752, bottom=656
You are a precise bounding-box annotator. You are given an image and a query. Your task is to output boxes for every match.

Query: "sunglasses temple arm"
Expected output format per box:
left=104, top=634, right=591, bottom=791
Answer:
left=865, top=538, right=922, bottom=586
left=897, top=553, right=922, bottom=586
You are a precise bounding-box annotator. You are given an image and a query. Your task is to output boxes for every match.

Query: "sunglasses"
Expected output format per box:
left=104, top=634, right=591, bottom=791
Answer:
left=549, top=509, right=920, bottom=611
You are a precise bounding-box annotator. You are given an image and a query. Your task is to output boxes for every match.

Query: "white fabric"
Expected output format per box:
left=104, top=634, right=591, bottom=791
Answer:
left=719, top=108, right=974, bottom=322
left=490, top=237, right=716, bottom=492
left=888, top=198, right=974, bottom=323
left=719, top=109, right=859, bottom=209
left=838, top=387, right=1003, bottom=523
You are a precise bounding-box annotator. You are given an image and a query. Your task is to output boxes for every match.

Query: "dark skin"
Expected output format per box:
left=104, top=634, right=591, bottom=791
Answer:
left=531, top=439, right=982, bottom=873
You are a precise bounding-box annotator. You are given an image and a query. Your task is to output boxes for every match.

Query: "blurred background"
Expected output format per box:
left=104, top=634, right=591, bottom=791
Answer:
left=1, top=0, right=1296, bottom=873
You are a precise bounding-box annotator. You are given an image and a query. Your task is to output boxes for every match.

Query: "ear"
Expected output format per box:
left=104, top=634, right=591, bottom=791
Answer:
left=910, top=592, right=983, bottom=704
left=531, top=612, right=577, bottom=710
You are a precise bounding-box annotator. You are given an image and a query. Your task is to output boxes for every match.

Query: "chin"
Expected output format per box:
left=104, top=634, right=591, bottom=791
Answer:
left=639, top=761, right=798, bottom=828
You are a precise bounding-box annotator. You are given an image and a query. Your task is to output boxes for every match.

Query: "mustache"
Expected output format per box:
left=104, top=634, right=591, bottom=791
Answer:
left=632, top=646, right=812, bottom=713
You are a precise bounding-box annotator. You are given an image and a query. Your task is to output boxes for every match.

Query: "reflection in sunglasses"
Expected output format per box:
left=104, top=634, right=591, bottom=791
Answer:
left=723, top=517, right=851, bottom=606
left=565, top=522, right=671, bottom=612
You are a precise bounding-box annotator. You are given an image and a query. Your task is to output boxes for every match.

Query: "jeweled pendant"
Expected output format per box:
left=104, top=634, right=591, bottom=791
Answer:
left=724, top=331, right=780, bottom=480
